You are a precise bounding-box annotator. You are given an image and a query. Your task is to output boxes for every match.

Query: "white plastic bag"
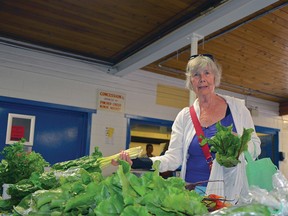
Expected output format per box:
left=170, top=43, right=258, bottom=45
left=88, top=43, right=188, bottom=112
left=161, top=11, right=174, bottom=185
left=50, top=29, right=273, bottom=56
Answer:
left=273, top=170, right=288, bottom=189
left=205, top=160, right=224, bottom=197
left=249, top=186, right=281, bottom=209
left=272, top=170, right=288, bottom=216
left=206, top=154, right=249, bottom=205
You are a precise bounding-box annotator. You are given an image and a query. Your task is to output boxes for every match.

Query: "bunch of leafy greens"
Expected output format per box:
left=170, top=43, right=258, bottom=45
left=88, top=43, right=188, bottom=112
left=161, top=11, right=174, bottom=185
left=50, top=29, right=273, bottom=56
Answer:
left=13, top=161, right=208, bottom=215
left=51, top=146, right=143, bottom=171
left=0, top=138, right=49, bottom=186
left=0, top=146, right=142, bottom=213
left=13, top=167, right=103, bottom=216
left=201, top=122, right=254, bottom=167
left=0, top=146, right=104, bottom=213
left=0, top=171, right=59, bottom=213
left=51, top=146, right=103, bottom=173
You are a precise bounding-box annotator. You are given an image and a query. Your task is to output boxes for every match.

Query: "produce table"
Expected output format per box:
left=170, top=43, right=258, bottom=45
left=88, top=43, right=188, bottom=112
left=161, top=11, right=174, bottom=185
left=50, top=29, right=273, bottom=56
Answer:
left=0, top=141, right=286, bottom=215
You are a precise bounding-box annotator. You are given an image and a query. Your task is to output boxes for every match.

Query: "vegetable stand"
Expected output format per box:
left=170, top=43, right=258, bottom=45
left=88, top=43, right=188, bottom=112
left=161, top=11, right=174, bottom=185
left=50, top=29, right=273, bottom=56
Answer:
left=0, top=141, right=284, bottom=215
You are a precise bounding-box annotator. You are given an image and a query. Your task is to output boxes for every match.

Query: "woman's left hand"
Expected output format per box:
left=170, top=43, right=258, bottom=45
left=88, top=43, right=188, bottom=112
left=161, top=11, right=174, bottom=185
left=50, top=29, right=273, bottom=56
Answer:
left=111, top=150, right=133, bottom=166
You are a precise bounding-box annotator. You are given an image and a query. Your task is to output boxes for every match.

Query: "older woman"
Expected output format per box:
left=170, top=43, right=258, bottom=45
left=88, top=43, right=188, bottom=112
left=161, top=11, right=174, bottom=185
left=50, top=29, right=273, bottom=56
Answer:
left=114, top=54, right=261, bottom=202
left=155, top=54, right=261, bottom=182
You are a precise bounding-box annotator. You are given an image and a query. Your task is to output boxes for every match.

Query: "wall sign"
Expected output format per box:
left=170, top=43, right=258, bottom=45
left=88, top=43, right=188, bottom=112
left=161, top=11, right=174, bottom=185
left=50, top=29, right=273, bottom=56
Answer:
left=6, top=113, right=36, bottom=146
left=105, top=127, right=115, bottom=145
left=11, top=125, right=25, bottom=140
left=97, top=90, right=125, bottom=112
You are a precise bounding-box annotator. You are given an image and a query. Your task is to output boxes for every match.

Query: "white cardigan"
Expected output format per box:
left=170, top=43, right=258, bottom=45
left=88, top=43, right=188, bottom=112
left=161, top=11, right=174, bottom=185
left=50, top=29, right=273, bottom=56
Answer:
left=151, top=94, right=261, bottom=180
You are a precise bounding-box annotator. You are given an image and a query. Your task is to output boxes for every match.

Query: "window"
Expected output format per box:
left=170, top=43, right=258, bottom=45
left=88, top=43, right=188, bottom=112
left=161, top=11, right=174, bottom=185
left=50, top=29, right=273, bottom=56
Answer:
left=6, top=113, right=36, bottom=146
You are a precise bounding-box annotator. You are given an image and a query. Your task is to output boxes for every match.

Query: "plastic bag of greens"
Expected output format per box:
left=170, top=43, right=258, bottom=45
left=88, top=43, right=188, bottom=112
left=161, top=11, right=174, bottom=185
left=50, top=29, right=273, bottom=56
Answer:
left=206, top=155, right=249, bottom=205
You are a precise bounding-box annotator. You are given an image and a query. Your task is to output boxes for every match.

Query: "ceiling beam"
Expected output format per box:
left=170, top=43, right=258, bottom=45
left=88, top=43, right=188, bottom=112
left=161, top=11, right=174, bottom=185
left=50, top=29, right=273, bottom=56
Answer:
left=109, top=0, right=278, bottom=76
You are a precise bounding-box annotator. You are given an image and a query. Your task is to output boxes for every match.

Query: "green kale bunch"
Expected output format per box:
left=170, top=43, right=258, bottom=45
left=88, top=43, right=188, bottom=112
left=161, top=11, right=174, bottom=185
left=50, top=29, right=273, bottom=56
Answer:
left=201, top=122, right=253, bottom=167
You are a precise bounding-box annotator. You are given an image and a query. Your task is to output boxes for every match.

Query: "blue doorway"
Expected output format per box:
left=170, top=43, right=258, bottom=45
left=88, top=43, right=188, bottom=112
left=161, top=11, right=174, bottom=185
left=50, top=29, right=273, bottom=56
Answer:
left=0, top=96, right=95, bottom=165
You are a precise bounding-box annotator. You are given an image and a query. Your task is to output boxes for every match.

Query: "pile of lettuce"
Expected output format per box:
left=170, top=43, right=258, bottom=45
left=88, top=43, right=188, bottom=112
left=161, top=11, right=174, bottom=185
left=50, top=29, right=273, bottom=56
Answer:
left=13, top=161, right=208, bottom=216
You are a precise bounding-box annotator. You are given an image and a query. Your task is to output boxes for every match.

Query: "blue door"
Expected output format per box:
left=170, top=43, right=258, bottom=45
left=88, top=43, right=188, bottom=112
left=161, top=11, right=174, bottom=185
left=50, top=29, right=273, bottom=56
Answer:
left=0, top=96, right=95, bottom=165
left=255, top=126, right=280, bottom=167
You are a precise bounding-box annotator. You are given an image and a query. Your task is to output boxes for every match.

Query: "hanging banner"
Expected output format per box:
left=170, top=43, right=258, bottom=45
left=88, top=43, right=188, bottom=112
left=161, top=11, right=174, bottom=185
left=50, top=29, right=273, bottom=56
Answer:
left=97, top=90, right=125, bottom=112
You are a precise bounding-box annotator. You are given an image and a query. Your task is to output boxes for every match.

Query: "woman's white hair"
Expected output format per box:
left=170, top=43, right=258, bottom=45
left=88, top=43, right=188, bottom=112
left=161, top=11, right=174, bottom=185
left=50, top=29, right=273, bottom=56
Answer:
left=185, top=55, right=222, bottom=91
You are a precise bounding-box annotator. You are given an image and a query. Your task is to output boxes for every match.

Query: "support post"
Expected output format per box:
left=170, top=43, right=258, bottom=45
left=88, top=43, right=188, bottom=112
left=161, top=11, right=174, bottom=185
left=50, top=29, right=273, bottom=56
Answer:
left=188, top=33, right=203, bottom=105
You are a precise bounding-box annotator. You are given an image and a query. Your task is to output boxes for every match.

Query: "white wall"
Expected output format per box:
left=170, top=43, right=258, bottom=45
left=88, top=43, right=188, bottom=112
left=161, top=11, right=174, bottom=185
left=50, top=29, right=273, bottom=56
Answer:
left=0, top=44, right=287, bottom=178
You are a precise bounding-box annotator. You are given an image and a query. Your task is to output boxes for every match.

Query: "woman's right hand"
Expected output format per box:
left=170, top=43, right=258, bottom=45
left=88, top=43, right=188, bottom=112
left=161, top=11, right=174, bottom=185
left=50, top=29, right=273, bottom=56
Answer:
left=111, top=150, right=133, bottom=166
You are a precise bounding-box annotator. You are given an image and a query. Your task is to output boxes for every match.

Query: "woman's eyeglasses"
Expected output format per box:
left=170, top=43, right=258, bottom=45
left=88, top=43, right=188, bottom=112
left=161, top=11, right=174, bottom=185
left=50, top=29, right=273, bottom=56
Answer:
left=189, top=54, right=214, bottom=62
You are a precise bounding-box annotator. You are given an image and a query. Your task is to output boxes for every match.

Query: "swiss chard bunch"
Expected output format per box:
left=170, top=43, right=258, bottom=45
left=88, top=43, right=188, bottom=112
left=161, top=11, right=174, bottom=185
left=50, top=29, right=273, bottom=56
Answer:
left=201, top=122, right=254, bottom=167
left=52, top=146, right=143, bottom=172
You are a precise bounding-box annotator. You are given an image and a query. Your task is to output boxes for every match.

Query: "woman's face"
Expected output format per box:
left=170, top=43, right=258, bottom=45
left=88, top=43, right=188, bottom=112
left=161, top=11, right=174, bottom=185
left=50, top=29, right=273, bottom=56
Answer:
left=191, top=66, right=215, bottom=96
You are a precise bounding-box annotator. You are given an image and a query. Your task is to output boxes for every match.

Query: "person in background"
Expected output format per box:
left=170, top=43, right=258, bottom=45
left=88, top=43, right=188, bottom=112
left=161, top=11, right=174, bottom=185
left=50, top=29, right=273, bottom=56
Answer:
left=113, top=54, right=261, bottom=203
left=143, top=143, right=155, bottom=158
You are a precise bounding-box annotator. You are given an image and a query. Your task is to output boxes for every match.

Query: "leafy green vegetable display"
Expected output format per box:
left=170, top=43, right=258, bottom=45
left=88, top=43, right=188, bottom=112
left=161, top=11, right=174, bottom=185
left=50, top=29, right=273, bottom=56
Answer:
left=13, top=161, right=208, bottom=215
left=0, top=142, right=277, bottom=216
left=0, top=171, right=60, bottom=213
left=201, top=122, right=254, bottom=167
left=0, top=139, right=50, bottom=212
left=13, top=167, right=103, bottom=216
left=0, top=146, right=104, bottom=213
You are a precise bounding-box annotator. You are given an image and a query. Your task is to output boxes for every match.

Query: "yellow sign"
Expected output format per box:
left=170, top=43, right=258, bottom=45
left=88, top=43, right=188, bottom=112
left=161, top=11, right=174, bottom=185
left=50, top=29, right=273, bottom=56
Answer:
left=105, top=127, right=115, bottom=145
left=97, top=90, right=125, bottom=112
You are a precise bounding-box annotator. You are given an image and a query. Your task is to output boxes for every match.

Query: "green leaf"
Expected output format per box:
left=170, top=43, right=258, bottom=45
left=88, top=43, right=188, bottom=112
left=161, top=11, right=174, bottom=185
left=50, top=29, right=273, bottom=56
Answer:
left=120, top=205, right=151, bottom=216
left=94, top=194, right=124, bottom=216
left=117, top=161, right=139, bottom=205
left=64, top=191, right=96, bottom=212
